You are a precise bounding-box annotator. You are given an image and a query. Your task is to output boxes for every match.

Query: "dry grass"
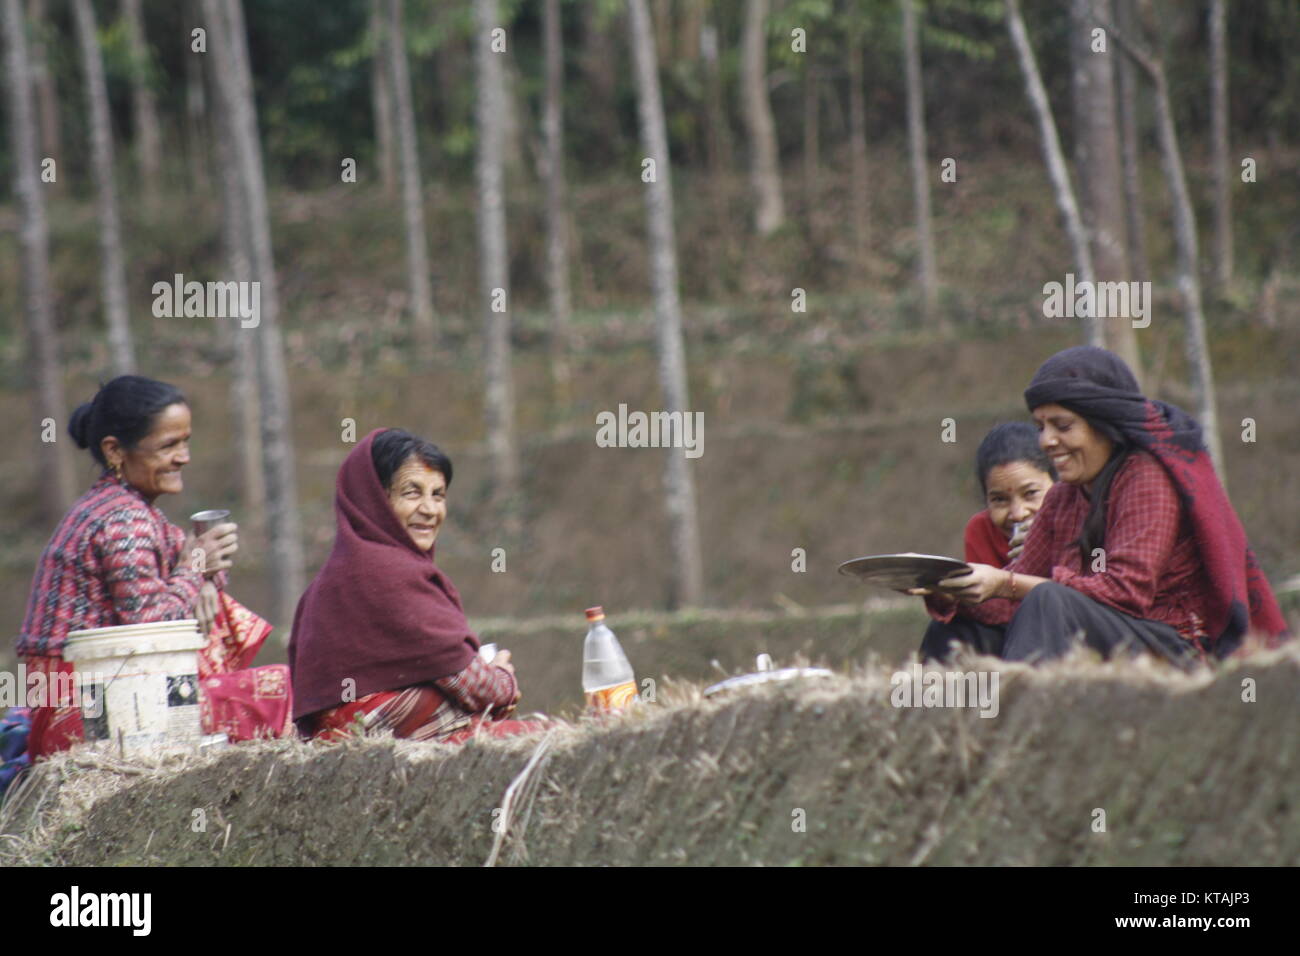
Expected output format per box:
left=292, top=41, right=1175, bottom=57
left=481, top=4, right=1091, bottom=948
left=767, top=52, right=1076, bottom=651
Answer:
left=3, top=643, right=1298, bottom=867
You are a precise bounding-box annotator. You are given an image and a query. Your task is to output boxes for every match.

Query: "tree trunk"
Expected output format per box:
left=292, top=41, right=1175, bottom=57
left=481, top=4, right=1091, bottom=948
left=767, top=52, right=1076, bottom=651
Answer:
left=73, top=0, right=135, bottom=376
left=542, top=0, right=573, bottom=393
left=122, top=0, right=162, bottom=208
left=2, top=0, right=76, bottom=519
left=1004, top=0, right=1099, bottom=344
left=1114, top=0, right=1148, bottom=285
left=700, top=16, right=731, bottom=180
left=901, top=0, right=938, bottom=319
left=1110, top=11, right=1225, bottom=479
left=497, top=42, right=530, bottom=182
left=626, top=0, right=705, bottom=609
left=369, top=0, right=397, bottom=198
left=474, top=0, right=521, bottom=528
left=26, top=0, right=61, bottom=184
left=202, top=0, right=305, bottom=630
left=1150, top=59, right=1223, bottom=479
left=184, top=0, right=209, bottom=193
left=740, top=0, right=784, bottom=235
left=386, top=0, right=436, bottom=354
left=205, top=14, right=265, bottom=524
left=580, top=1, right=624, bottom=160
left=1208, top=0, right=1231, bottom=289
left=847, top=33, right=869, bottom=259
left=802, top=52, right=820, bottom=212
left=1070, top=0, right=1141, bottom=377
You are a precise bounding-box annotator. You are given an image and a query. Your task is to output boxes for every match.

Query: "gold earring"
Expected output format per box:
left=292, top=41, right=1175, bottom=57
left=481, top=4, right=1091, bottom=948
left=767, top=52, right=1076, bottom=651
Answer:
left=111, top=460, right=124, bottom=479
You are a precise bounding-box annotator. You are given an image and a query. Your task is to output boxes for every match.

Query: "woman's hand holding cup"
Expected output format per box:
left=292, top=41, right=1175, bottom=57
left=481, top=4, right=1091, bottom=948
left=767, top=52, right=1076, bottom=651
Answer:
left=184, top=521, right=239, bottom=576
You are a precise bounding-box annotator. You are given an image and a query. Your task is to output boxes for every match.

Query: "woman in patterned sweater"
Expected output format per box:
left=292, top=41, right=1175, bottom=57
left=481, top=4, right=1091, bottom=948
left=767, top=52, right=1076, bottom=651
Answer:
left=15, top=376, right=292, bottom=756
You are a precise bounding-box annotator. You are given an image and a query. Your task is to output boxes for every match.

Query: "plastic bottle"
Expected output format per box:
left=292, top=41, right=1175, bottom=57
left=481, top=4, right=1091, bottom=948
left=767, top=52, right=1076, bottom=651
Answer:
left=581, top=606, right=637, bottom=712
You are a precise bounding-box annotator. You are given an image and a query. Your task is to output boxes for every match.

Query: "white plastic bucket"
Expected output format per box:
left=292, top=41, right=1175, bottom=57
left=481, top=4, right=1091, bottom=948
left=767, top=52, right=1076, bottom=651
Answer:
left=63, top=620, right=206, bottom=754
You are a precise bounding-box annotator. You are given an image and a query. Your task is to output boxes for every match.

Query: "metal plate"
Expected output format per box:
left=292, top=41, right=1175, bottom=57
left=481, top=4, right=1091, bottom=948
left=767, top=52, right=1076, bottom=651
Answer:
left=837, top=553, right=972, bottom=591
left=703, top=667, right=834, bottom=698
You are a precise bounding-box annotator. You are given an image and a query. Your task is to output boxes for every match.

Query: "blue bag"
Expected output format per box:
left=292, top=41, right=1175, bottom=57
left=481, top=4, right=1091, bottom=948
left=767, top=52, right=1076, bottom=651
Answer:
left=0, top=707, right=33, bottom=798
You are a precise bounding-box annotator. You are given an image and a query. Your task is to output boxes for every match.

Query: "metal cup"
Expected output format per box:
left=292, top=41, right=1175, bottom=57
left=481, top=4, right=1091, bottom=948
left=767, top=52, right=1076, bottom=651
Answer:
left=479, top=643, right=498, bottom=664
left=190, top=509, right=232, bottom=536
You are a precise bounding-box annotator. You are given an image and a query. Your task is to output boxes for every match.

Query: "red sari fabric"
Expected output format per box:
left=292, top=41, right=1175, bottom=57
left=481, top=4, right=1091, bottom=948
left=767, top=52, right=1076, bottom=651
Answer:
left=309, top=684, right=547, bottom=745
left=25, top=593, right=292, bottom=759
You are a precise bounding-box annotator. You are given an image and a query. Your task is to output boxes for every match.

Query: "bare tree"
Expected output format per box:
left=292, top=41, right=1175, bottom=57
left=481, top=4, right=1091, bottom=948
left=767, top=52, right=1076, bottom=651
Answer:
left=847, top=31, right=869, bottom=258
left=205, top=12, right=264, bottom=523
left=369, top=0, right=397, bottom=198
left=542, top=0, right=573, bottom=392
left=802, top=49, right=820, bottom=209
left=900, top=0, right=937, bottom=319
left=27, top=0, right=61, bottom=181
left=579, top=1, right=624, bottom=158
left=1208, top=0, right=1231, bottom=289
left=627, top=0, right=705, bottom=609
left=202, top=0, right=305, bottom=628
left=473, top=0, right=521, bottom=523
left=1108, top=7, right=1225, bottom=478
left=1004, top=0, right=1100, bottom=346
left=700, top=15, right=732, bottom=180
left=122, top=0, right=162, bottom=207
left=386, top=0, right=436, bottom=354
left=740, top=0, right=784, bottom=235
left=73, top=0, right=135, bottom=375
left=1114, top=0, right=1148, bottom=285
left=1070, top=0, right=1141, bottom=377
left=184, top=0, right=209, bottom=192
left=3, top=0, right=76, bottom=518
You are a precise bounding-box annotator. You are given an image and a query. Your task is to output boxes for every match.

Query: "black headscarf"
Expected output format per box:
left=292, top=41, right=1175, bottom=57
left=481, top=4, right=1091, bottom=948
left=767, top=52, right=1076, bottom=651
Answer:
left=1024, top=346, right=1288, bottom=656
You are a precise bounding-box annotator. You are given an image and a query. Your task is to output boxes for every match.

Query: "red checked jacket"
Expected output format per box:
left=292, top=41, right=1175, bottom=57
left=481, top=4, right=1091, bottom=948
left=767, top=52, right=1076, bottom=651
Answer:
left=433, top=654, right=518, bottom=713
left=929, top=450, right=1212, bottom=652
left=16, top=472, right=223, bottom=659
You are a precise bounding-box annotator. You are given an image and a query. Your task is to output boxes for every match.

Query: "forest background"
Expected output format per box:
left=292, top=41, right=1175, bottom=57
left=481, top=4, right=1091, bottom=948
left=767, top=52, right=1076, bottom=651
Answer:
left=1, top=0, right=1296, bottom=694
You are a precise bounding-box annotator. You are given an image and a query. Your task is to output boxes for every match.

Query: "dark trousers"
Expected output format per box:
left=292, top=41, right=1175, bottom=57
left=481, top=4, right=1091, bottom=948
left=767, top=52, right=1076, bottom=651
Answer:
left=919, top=581, right=1198, bottom=668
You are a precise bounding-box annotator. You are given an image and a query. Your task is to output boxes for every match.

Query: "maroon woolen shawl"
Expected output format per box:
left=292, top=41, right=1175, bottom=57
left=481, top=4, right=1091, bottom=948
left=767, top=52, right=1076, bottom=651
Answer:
left=1024, top=346, right=1289, bottom=657
left=288, top=429, right=479, bottom=721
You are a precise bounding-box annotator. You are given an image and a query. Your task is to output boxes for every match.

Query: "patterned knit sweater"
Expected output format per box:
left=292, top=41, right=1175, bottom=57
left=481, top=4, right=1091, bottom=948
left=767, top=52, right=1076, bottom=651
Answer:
left=16, top=472, right=219, bottom=659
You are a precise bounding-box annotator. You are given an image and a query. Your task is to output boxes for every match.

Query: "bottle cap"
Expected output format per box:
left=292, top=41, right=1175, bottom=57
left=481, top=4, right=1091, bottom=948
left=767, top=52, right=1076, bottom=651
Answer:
left=585, top=606, right=605, bottom=622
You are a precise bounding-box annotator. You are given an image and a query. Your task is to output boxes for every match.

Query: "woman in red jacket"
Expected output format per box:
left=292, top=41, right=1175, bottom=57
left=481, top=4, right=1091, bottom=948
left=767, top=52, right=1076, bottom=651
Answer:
left=920, top=346, right=1289, bottom=665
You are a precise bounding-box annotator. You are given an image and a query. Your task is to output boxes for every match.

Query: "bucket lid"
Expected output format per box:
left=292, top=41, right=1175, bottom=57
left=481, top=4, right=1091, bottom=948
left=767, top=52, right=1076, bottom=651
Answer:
left=64, top=620, right=206, bottom=662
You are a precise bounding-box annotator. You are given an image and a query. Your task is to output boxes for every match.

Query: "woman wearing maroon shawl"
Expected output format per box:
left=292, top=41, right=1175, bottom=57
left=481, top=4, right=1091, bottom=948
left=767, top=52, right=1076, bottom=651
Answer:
left=289, top=428, right=544, bottom=743
left=921, top=346, right=1290, bottom=665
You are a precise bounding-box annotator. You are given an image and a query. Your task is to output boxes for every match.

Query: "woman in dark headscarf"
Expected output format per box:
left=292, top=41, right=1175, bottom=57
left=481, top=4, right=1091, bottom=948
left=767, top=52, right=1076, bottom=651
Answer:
left=289, top=428, right=545, bottom=743
left=920, top=346, right=1289, bottom=665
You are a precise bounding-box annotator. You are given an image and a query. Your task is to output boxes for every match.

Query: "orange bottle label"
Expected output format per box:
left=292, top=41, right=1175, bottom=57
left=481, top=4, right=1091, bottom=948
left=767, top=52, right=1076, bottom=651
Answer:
left=587, top=680, right=638, bottom=712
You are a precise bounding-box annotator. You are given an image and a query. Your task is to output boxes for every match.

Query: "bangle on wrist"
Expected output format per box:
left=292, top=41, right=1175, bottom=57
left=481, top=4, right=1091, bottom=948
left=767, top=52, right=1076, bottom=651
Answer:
left=1005, top=571, right=1017, bottom=599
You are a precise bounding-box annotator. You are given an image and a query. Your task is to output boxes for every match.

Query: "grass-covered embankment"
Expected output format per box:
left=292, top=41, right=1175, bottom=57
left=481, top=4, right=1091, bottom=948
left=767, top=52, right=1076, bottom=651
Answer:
left=4, top=642, right=1297, bottom=867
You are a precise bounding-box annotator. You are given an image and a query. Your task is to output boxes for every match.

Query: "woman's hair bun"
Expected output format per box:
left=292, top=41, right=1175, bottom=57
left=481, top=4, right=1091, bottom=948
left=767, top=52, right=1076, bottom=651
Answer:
left=68, top=401, right=96, bottom=450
